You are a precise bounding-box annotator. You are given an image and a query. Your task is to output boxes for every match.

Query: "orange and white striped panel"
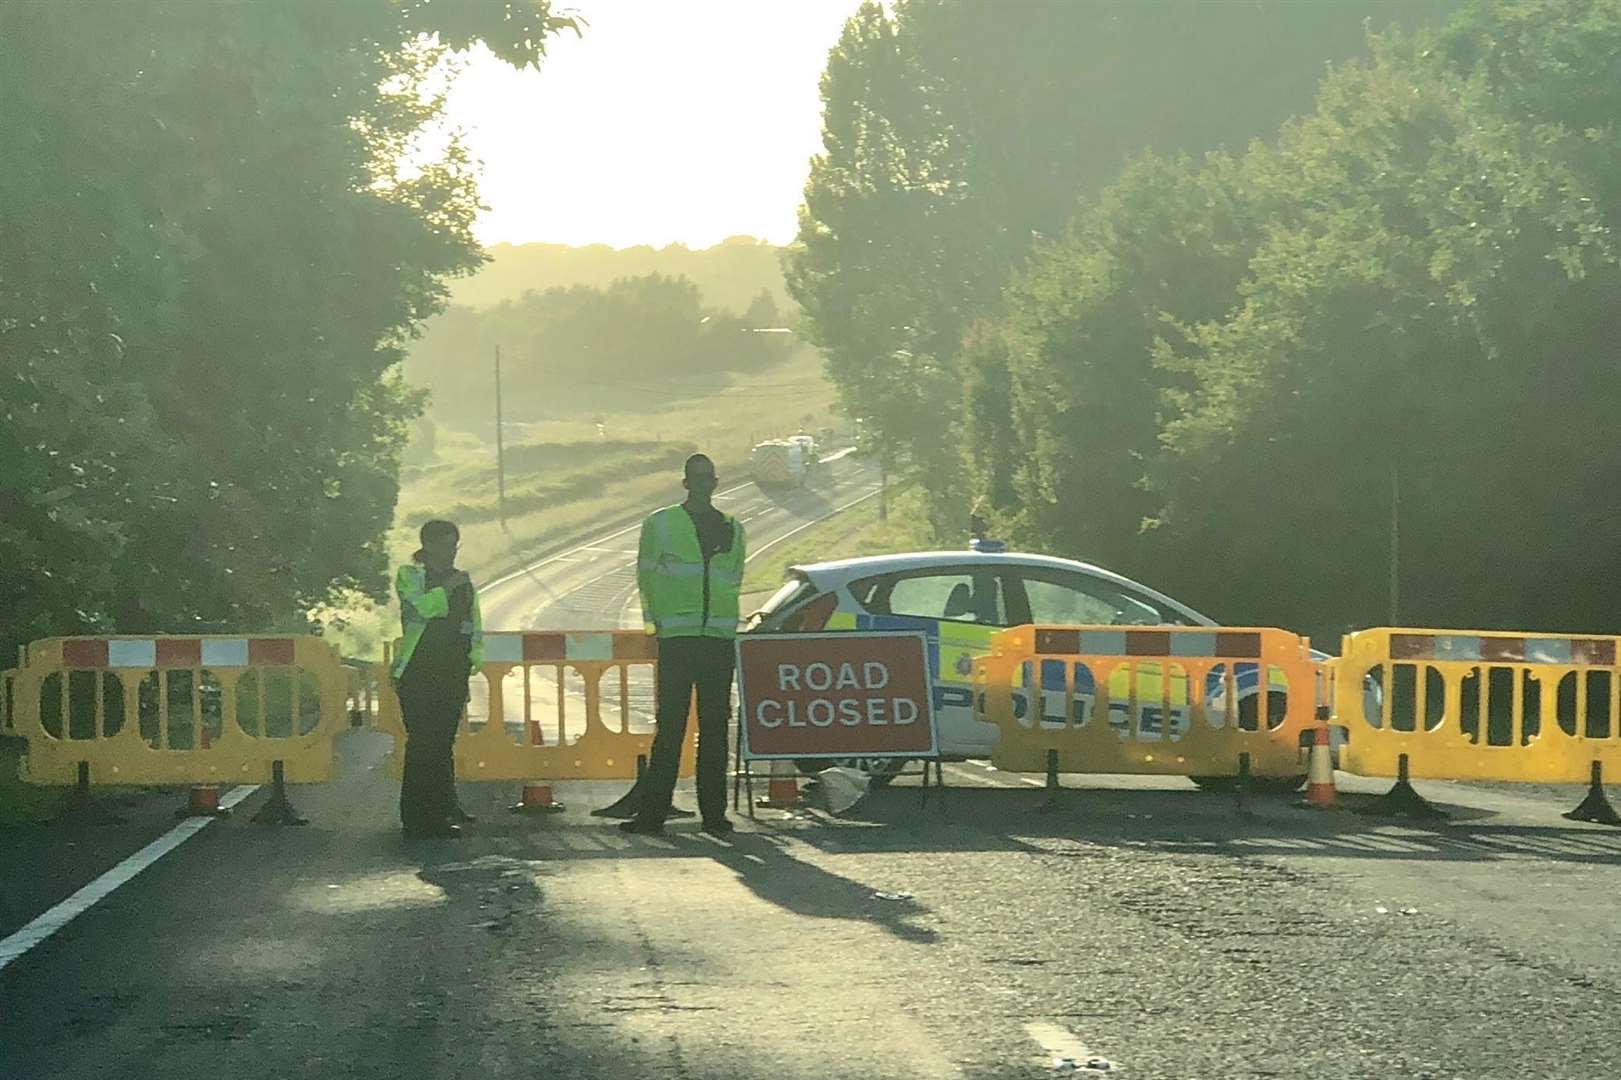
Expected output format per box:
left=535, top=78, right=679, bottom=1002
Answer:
left=1388, top=633, right=1617, bottom=666
left=58, top=638, right=296, bottom=669
left=1031, top=628, right=1265, bottom=659
left=480, top=632, right=658, bottom=665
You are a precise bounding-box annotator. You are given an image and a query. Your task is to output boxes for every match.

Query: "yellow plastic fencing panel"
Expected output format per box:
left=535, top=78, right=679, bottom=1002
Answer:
left=1335, top=629, right=1621, bottom=783
left=378, top=631, right=695, bottom=782
left=15, top=636, right=347, bottom=786
left=978, top=625, right=1316, bottom=778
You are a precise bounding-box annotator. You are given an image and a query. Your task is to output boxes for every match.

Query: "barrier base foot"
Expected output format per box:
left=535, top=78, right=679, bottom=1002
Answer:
left=1563, top=784, right=1621, bottom=827
left=587, top=777, right=694, bottom=819
left=251, top=772, right=308, bottom=827
left=1354, top=778, right=1446, bottom=820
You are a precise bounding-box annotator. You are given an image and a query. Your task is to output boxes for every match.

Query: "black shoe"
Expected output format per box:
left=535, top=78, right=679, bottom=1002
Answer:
left=619, top=818, right=664, bottom=836
left=450, top=806, right=477, bottom=824
left=701, top=818, right=735, bottom=837
left=403, top=822, right=463, bottom=840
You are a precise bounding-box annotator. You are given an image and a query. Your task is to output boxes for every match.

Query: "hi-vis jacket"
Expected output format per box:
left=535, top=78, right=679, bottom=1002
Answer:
left=391, top=564, right=485, bottom=679
left=637, top=505, right=746, bottom=639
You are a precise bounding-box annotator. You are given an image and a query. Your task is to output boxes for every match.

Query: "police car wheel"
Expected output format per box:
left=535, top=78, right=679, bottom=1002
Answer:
left=794, top=757, right=910, bottom=787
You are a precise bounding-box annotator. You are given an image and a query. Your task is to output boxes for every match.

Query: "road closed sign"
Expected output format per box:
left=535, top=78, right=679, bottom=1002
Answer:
left=736, top=631, right=938, bottom=759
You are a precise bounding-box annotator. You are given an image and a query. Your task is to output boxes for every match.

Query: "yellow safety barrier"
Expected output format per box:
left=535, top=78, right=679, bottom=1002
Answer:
left=374, top=630, right=695, bottom=783
left=976, top=624, right=1317, bottom=779
left=1335, top=627, right=1621, bottom=784
left=13, top=635, right=348, bottom=786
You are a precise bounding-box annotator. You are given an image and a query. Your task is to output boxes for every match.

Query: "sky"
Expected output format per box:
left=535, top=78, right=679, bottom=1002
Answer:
left=440, top=0, right=866, bottom=251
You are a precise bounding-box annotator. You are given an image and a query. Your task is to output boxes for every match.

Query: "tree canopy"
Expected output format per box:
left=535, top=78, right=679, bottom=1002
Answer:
left=787, top=0, right=1462, bottom=535
left=0, top=0, right=574, bottom=657
left=969, top=0, right=1621, bottom=640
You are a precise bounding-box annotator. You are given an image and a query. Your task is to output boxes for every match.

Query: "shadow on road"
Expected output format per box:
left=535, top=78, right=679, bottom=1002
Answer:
left=775, top=784, right=1621, bottom=868
left=702, top=831, right=938, bottom=945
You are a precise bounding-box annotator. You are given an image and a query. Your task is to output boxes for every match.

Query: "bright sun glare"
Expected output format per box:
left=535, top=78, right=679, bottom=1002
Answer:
left=442, top=0, right=865, bottom=250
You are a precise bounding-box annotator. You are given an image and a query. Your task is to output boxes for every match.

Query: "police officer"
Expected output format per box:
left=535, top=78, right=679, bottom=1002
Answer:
left=392, top=519, right=483, bottom=839
left=621, top=454, right=746, bottom=837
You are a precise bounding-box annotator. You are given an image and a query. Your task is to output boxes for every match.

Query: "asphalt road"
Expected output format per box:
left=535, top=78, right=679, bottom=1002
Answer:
left=6, top=459, right=1621, bottom=1078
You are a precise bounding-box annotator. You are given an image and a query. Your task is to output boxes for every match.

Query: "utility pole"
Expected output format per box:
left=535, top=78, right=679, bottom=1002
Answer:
left=495, top=343, right=507, bottom=525
left=1389, top=463, right=1400, bottom=625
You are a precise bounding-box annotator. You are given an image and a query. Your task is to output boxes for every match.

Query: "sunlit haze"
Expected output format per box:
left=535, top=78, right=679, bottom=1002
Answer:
left=442, top=1, right=864, bottom=249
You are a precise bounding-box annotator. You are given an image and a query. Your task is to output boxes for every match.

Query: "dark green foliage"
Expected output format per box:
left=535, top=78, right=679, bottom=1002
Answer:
left=788, top=0, right=1462, bottom=534
left=977, top=0, right=1621, bottom=641
left=0, top=1, right=571, bottom=658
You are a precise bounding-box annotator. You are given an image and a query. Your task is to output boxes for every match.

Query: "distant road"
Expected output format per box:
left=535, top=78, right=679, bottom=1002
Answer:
left=478, top=451, right=881, bottom=634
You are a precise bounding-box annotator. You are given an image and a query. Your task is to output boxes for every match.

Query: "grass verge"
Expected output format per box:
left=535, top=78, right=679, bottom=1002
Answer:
left=741, top=484, right=935, bottom=595
left=317, top=352, right=846, bottom=658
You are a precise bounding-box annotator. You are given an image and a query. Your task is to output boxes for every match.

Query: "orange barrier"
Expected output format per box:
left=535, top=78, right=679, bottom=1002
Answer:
left=976, top=625, right=1318, bottom=780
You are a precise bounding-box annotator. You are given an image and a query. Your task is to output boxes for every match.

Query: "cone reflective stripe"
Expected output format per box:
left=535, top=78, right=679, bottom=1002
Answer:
left=756, top=758, right=801, bottom=809
left=1304, top=724, right=1336, bottom=808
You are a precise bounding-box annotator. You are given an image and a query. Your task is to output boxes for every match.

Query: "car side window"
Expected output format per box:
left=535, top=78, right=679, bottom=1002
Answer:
left=1020, top=573, right=1171, bottom=626
left=855, top=571, right=1009, bottom=626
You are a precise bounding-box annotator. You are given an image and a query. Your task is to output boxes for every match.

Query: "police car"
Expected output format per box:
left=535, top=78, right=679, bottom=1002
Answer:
left=745, top=547, right=1333, bottom=790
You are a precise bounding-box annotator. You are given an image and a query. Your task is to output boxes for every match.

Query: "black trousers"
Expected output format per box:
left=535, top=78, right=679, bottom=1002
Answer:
left=636, top=636, right=735, bottom=826
left=396, top=675, right=464, bottom=829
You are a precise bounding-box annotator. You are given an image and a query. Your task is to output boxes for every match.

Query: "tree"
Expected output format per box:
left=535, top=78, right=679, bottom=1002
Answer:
left=789, top=0, right=1462, bottom=539
left=971, top=0, right=1621, bottom=639
left=0, top=1, right=575, bottom=657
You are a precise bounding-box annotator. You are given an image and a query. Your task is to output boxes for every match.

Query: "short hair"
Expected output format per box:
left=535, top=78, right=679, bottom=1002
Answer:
left=684, top=453, right=714, bottom=479
left=419, top=519, right=459, bottom=546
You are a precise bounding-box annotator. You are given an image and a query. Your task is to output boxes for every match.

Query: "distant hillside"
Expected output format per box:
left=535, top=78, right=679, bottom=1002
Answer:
left=450, top=235, right=794, bottom=314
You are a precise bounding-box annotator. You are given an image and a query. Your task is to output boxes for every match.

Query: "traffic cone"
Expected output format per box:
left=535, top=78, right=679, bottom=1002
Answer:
left=510, top=782, right=564, bottom=815
left=755, top=758, right=801, bottom=809
left=1303, top=724, right=1336, bottom=809
left=176, top=784, right=226, bottom=818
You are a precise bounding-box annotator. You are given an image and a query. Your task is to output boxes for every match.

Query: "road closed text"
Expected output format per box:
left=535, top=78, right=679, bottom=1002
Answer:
left=737, top=632, right=939, bottom=759
left=755, top=661, right=920, bottom=728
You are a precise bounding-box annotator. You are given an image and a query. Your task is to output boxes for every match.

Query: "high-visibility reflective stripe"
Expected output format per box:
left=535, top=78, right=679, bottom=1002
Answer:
left=653, top=563, right=706, bottom=578
left=657, top=614, right=708, bottom=629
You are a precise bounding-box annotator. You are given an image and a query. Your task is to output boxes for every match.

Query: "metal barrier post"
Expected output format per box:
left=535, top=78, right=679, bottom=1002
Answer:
left=59, top=760, right=126, bottom=826
left=1563, top=761, right=1621, bottom=827
left=1035, top=748, right=1063, bottom=814
left=1235, top=752, right=1253, bottom=818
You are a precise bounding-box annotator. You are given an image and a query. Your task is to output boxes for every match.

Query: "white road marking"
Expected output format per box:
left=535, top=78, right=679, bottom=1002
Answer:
left=1026, top=1021, right=1111, bottom=1071
left=0, top=784, right=259, bottom=972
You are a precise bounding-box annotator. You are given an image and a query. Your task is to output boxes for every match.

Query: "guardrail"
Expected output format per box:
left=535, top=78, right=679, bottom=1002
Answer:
left=975, top=625, right=1318, bottom=791
left=374, top=630, right=695, bottom=786
left=1334, top=627, right=1621, bottom=822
